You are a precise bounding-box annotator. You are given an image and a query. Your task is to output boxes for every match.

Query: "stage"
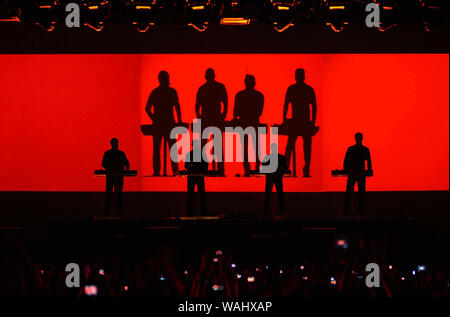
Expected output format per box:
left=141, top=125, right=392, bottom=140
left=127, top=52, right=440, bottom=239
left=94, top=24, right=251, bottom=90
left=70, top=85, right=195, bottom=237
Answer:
left=1, top=213, right=446, bottom=267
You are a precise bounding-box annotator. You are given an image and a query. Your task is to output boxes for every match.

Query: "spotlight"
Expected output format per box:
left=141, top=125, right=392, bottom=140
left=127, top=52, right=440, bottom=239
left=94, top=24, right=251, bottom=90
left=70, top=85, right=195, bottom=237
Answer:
left=322, top=0, right=349, bottom=32
left=81, top=0, right=111, bottom=31
left=219, top=0, right=252, bottom=26
left=375, top=0, right=398, bottom=32
left=0, top=0, right=20, bottom=22
left=420, top=0, right=447, bottom=32
left=186, top=0, right=211, bottom=32
left=16, top=1, right=60, bottom=31
left=271, top=0, right=298, bottom=32
left=129, top=0, right=157, bottom=32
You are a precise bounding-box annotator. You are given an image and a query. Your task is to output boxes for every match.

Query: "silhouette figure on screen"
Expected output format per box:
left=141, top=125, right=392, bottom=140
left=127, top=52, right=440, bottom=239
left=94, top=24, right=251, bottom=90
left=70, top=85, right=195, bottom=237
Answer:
left=233, top=74, right=264, bottom=177
left=195, top=68, right=228, bottom=175
left=146, top=71, right=182, bottom=176
left=102, top=138, right=130, bottom=217
left=343, top=132, right=373, bottom=216
left=283, top=68, right=318, bottom=177
left=263, top=143, right=288, bottom=217
left=185, top=140, right=209, bottom=217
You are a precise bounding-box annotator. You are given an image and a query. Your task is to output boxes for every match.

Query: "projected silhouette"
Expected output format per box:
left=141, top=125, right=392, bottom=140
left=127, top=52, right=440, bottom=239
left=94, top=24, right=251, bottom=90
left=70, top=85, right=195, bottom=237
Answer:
left=195, top=68, right=228, bottom=175
left=146, top=71, right=182, bottom=176
left=102, top=138, right=130, bottom=217
left=343, top=132, right=373, bottom=216
left=185, top=140, right=209, bottom=217
left=263, top=144, right=288, bottom=217
left=233, top=74, right=264, bottom=176
left=283, top=68, right=318, bottom=178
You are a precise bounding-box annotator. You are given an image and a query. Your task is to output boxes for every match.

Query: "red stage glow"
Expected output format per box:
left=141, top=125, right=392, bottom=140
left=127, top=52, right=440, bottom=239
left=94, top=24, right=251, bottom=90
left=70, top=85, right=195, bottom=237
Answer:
left=0, top=54, right=448, bottom=192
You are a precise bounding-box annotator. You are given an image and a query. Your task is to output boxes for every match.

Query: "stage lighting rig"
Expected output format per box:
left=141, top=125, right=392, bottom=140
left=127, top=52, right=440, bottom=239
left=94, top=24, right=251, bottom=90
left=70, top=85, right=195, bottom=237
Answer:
left=270, top=0, right=299, bottom=32
left=219, top=0, right=260, bottom=26
left=186, top=0, right=212, bottom=32
left=322, top=0, right=350, bottom=32
left=81, top=0, right=111, bottom=31
left=16, top=0, right=60, bottom=32
left=0, top=0, right=21, bottom=22
left=129, top=0, right=157, bottom=32
left=420, top=0, right=447, bottom=32
left=374, top=0, right=398, bottom=32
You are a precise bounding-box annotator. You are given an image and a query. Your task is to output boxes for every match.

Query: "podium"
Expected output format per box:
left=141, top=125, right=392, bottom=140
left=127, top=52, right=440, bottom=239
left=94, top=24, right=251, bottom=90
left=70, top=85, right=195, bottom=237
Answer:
left=140, top=123, right=189, bottom=176
left=273, top=119, right=319, bottom=177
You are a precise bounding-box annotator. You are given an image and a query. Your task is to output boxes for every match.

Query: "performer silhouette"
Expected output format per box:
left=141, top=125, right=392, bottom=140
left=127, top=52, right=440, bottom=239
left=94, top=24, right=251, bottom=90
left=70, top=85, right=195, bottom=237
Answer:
left=195, top=68, right=228, bottom=175
left=283, top=68, right=317, bottom=177
left=343, top=132, right=373, bottom=216
left=263, top=144, right=287, bottom=217
left=102, top=138, right=130, bottom=217
left=233, top=74, right=264, bottom=176
left=146, top=71, right=182, bottom=176
left=185, top=140, right=209, bottom=216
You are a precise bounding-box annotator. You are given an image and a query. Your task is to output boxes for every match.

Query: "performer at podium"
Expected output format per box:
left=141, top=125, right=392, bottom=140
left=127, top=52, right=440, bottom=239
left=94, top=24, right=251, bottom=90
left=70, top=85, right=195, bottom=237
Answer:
left=195, top=68, right=228, bottom=175
left=342, top=132, right=373, bottom=216
left=185, top=140, right=209, bottom=217
left=283, top=68, right=317, bottom=177
left=263, top=143, right=288, bottom=217
left=233, top=74, right=264, bottom=177
left=102, top=138, right=130, bottom=217
left=146, top=70, right=182, bottom=176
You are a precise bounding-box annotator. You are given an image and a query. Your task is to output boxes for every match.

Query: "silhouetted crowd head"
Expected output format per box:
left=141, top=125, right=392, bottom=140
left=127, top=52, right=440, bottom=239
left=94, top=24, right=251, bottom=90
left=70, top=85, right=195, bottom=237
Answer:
left=1, top=232, right=448, bottom=297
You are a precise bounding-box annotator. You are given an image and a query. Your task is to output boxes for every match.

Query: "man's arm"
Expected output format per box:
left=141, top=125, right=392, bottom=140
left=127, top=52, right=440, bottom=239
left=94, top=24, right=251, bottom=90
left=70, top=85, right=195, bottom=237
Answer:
left=195, top=88, right=202, bottom=118
left=311, top=89, right=317, bottom=125
left=221, top=84, right=228, bottom=120
left=366, top=148, right=372, bottom=171
left=123, top=153, right=130, bottom=170
left=174, top=90, right=182, bottom=123
left=185, top=153, right=192, bottom=171
left=343, top=148, right=351, bottom=171
left=233, top=93, right=240, bottom=119
left=258, top=93, right=264, bottom=118
left=283, top=88, right=291, bottom=121
left=145, top=92, right=154, bottom=121
left=101, top=152, right=108, bottom=170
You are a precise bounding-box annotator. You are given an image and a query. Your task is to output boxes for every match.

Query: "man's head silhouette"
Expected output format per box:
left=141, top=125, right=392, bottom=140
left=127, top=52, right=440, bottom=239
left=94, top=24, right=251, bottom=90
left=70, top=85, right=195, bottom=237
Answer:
left=158, top=71, right=170, bottom=86
left=244, top=74, right=256, bottom=90
left=355, top=132, right=363, bottom=145
left=111, top=138, right=119, bottom=150
left=295, top=68, right=306, bottom=83
left=205, top=68, right=215, bottom=82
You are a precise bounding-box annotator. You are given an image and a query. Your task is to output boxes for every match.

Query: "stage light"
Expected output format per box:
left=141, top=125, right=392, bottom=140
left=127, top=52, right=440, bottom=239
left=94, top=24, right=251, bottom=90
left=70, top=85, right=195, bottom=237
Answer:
left=420, top=0, right=447, bottom=32
left=81, top=0, right=111, bottom=31
left=0, top=0, right=21, bottom=22
left=375, top=0, right=398, bottom=32
left=186, top=0, right=211, bottom=32
left=16, top=1, right=60, bottom=32
left=219, top=0, right=254, bottom=26
left=129, top=0, right=157, bottom=32
left=271, top=0, right=298, bottom=32
left=322, top=0, right=349, bottom=32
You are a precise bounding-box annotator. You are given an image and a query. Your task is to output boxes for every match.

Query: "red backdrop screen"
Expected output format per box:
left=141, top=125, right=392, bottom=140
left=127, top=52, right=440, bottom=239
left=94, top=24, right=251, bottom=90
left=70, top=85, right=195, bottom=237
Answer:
left=0, top=54, right=448, bottom=192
